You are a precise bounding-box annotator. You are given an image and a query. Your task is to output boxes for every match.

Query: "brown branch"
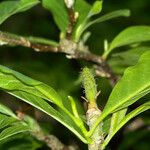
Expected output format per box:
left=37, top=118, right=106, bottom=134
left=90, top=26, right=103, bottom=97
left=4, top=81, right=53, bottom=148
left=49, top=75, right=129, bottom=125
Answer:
left=32, top=131, right=77, bottom=150
left=16, top=111, right=77, bottom=150
left=64, top=0, right=77, bottom=40
left=70, top=51, right=118, bottom=86
left=66, top=7, right=76, bottom=39
left=0, top=31, right=58, bottom=52
left=0, top=31, right=118, bottom=86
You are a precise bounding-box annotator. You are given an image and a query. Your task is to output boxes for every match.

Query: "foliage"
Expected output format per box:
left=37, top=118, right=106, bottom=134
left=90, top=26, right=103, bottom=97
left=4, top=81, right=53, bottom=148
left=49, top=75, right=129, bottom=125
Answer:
left=0, top=0, right=150, bottom=149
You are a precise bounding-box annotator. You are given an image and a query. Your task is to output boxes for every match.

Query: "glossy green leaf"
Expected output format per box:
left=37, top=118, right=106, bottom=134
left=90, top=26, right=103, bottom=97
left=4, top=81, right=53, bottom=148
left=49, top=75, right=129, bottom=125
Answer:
left=108, top=46, right=150, bottom=74
left=102, top=116, right=111, bottom=136
left=0, top=65, right=40, bottom=85
left=9, top=91, right=88, bottom=143
left=74, top=0, right=103, bottom=41
left=110, top=26, right=150, bottom=50
left=68, top=96, right=80, bottom=118
left=73, top=0, right=91, bottom=41
left=105, top=26, right=150, bottom=58
left=0, top=114, right=18, bottom=129
left=102, top=108, right=127, bottom=137
left=0, top=103, right=17, bottom=118
left=82, top=9, right=130, bottom=39
left=0, top=66, right=88, bottom=137
left=108, top=108, right=127, bottom=137
left=27, top=36, right=59, bottom=46
left=102, top=101, right=150, bottom=150
left=0, top=123, right=30, bottom=141
left=0, top=30, right=59, bottom=47
left=0, top=104, right=30, bottom=141
left=0, top=65, right=89, bottom=143
left=42, top=0, right=68, bottom=33
left=75, top=0, right=91, bottom=21
left=104, top=51, right=150, bottom=113
left=0, top=134, right=42, bottom=150
left=88, top=1, right=103, bottom=17
left=0, top=107, right=30, bottom=141
left=0, top=65, right=63, bottom=108
left=0, top=103, right=86, bottom=144
left=89, top=51, right=150, bottom=136
left=0, top=0, right=40, bottom=25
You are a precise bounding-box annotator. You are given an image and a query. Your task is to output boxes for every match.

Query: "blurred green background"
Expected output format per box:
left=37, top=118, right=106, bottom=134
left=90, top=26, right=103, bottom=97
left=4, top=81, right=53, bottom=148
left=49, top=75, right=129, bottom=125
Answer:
left=0, top=0, right=150, bottom=149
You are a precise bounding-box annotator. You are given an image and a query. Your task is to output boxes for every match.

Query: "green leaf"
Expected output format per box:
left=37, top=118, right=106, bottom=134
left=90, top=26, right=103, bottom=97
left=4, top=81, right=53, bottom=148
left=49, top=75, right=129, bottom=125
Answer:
left=42, top=0, right=68, bottom=33
left=0, top=114, right=18, bottom=129
left=101, top=101, right=150, bottom=150
left=0, top=66, right=89, bottom=138
left=0, top=65, right=40, bottom=85
left=103, top=51, right=150, bottom=113
left=0, top=102, right=87, bottom=143
left=0, top=123, right=30, bottom=141
left=108, top=46, right=150, bottom=74
left=0, top=65, right=63, bottom=108
left=108, top=108, right=127, bottom=137
left=81, top=9, right=130, bottom=40
left=88, top=51, right=150, bottom=136
left=0, top=111, right=30, bottom=141
left=88, top=1, right=103, bottom=17
left=0, top=133, right=42, bottom=150
left=73, top=0, right=91, bottom=41
left=105, top=26, right=150, bottom=58
left=75, top=0, right=91, bottom=21
left=102, top=116, right=111, bottom=136
left=0, top=0, right=40, bottom=25
left=0, top=65, right=88, bottom=142
left=8, top=91, right=88, bottom=143
left=0, top=30, right=59, bottom=47
left=27, top=36, right=59, bottom=46
left=73, top=0, right=103, bottom=41
left=0, top=103, right=17, bottom=118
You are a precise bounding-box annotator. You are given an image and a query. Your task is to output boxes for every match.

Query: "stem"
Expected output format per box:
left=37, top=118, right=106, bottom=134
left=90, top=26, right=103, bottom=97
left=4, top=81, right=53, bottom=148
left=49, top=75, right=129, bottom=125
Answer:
left=86, top=103, right=104, bottom=150
left=0, top=31, right=118, bottom=85
left=17, top=112, right=76, bottom=150
left=32, top=132, right=68, bottom=150
left=66, top=8, right=76, bottom=40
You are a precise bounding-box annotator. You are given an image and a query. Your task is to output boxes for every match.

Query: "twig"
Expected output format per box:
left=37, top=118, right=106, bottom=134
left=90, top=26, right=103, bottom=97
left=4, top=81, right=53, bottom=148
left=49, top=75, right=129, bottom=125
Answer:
left=86, top=105, right=103, bottom=150
left=0, top=31, right=58, bottom=52
left=32, top=131, right=76, bottom=150
left=16, top=111, right=77, bottom=150
left=70, top=51, right=118, bottom=86
left=124, top=118, right=145, bottom=133
left=0, top=31, right=118, bottom=86
left=64, top=0, right=77, bottom=39
left=66, top=8, right=76, bottom=39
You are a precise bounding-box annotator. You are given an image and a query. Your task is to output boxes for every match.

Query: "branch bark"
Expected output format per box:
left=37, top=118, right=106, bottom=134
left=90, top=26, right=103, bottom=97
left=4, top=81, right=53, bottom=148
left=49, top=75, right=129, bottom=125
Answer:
left=17, top=111, right=77, bottom=150
left=32, top=131, right=76, bottom=150
left=86, top=105, right=103, bottom=150
left=0, top=31, right=118, bottom=86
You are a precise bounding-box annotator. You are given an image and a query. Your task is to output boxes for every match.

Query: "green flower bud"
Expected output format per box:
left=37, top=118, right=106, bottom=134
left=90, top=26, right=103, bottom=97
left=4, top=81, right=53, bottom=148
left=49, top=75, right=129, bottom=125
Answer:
left=82, top=67, right=97, bottom=104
